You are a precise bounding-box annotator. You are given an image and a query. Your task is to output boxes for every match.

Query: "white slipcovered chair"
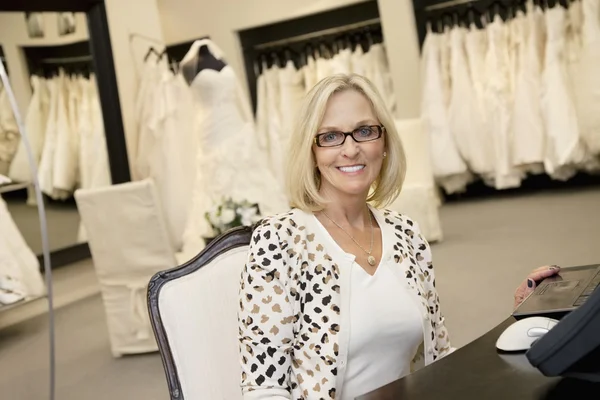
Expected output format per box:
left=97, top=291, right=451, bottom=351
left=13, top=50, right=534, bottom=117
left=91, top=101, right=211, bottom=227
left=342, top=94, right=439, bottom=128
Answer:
left=389, top=118, right=443, bottom=242
left=148, top=226, right=251, bottom=400
left=75, top=179, right=176, bottom=357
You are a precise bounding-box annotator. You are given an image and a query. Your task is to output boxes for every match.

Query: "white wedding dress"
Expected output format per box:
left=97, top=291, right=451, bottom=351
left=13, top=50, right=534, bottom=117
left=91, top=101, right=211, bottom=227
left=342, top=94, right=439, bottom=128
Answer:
left=448, top=25, right=493, bottom=176
left=0, top=85, right=20, bottom=177
left=511, top=5, right=546, bottom=173
left=574, top=0, right=600, bottom=155
left=541, top=6, right=586, bottom=180
left=484, top=15, right=523, bottom=189
left=8, top=76, right=49, bottom=185
left=178, top=40, right=289, bottom=263
left=421, top=26, right=472, bottom=194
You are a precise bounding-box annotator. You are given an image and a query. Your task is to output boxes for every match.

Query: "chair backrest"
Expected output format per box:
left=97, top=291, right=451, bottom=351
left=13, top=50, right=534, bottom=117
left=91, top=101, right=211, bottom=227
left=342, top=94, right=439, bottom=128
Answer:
left=148, top=226, right=252, bottom=400
left=75, top=179, right=177, bottom=278
left=75, top=179, right=177, bottom=356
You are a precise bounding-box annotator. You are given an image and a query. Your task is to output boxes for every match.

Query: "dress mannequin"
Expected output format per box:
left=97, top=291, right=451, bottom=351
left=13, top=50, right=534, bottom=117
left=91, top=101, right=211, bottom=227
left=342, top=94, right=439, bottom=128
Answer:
left=180, top=42, right=227, bottom=85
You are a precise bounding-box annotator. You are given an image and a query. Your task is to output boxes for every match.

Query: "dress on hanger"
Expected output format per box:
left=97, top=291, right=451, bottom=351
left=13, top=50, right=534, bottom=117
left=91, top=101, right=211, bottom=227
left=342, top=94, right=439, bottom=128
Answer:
left=303, top=54, right=318, bottom=93
left=8, top=76, right=49, bottom=185
left=315, top=55, right=333, bottom=82
left=421, top=27, right=472, bottom=194
left=53, top=75, right=80, bottom=193
left=541, top=6, right=586, bottom=180
left=464, top=22, right=496, bottom=178
left=363, top=44, right=395, bottom=114
left=38, top=77, right=59, bottom=197
left=484, top=15, right=523, bottom=189
left=0, top=196, right=45, bottom=305
left=448, top=25, right=492, bottom=176
left=350, top=45, right=366, bottom=76
left=573, top=0, right=600, bottom=155
left=254, top=69, right=269, bottom=152
left=511, top=6, right=546, bottom=173
left=330, top=48, right=352, bottom=75
left=178, top=39, right=288, bottom=263
left=264, top=64, right=284, bottom=178
left=278, top=60, right=305, bottom=183
left=0, top=85, right=19, bottom=176
left=135, top=60, right=164, bottom=180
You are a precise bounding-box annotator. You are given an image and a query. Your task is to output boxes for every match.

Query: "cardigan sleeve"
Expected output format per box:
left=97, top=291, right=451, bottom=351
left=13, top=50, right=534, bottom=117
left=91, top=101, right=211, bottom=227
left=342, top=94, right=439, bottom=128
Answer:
left=411, top=220, right=454, bottom=362
left=238, top=219, right=294, bottom=400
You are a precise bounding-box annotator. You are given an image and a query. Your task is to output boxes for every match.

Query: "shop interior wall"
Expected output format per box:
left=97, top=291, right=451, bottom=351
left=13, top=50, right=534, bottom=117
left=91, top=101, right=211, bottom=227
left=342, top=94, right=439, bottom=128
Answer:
left=0, top=12, right=89, bottom=113
left=103, top=0, right=165, bottom=175
left=158, top=0, right=423, bottom=119
left=1, top=0, right=423, bottom=175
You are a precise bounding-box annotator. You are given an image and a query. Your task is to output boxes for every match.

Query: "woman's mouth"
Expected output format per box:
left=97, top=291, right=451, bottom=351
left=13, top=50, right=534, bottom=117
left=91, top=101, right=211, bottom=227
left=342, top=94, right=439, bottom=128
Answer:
left=337, top=165, right=365, bottom=173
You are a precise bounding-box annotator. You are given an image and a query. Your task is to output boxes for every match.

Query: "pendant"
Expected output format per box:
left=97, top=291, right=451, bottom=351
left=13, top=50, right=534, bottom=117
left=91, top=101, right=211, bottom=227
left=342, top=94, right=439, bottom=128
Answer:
left=367, top=255, right=376, bottom=266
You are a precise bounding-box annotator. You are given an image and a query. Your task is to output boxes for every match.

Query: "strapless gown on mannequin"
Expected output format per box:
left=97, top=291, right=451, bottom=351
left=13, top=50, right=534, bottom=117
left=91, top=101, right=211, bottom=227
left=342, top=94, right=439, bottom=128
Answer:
left=178, top=62, right=289, bottom=263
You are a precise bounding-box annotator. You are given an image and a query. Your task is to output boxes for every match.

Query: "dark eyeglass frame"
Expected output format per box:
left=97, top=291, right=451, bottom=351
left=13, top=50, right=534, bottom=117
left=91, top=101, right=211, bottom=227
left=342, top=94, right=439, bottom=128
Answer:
left=313, top=125, right=385, bottom=148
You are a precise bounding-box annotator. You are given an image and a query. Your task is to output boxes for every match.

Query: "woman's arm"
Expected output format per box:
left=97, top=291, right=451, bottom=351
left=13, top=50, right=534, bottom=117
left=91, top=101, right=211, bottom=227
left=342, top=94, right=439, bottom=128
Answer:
left=238, top=220, right=294, bottom=400
left=411, top=222, right=454, bottom=361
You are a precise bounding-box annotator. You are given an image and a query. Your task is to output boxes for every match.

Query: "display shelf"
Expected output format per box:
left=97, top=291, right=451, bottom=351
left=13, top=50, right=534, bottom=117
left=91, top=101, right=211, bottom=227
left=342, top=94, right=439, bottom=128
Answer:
left=0, top=295, right=45, bottom=314
left=0, top=181, right=31, bottom=194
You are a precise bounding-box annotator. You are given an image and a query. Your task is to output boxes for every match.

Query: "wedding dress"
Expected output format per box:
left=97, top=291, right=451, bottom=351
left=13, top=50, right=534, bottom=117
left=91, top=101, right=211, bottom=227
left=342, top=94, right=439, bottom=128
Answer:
left=178, top=39, right=288, bottom=263
left=484, top=15, right=523, bottom=189
left=464, top=22, right=496, bottom=178
left=448, top=25, right=493, bottom=176
left=574, top=0, right=600, bottom=155
left=421, top=26, right=472, bottom=194
left=541, top=6, right=586, bottom=180
left=303, top=54, right=318, bottom=93
left=363, top=44, right=395, bottom=114
left=0, top=196, right=45, bottom=305
left=264, top=65, right=284, bottom=181
left=53, top=75, right=80, bottom=193
left=278, top=60, right=305, bottom=171
left=9, top=76, right=49, bottom=185
left=511, top=5, right=546, bottom=173
left=0, top=85, right=19, bottom=176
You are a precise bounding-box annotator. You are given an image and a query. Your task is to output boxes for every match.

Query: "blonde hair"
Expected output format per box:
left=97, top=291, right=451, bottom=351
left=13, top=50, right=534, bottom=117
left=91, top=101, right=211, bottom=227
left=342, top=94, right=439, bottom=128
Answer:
left=285, top=74, right=406, bottom=212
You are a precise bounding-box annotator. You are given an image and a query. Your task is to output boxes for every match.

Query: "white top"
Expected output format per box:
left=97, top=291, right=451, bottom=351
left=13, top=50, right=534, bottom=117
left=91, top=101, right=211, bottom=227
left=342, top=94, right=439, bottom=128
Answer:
left=313, top=214, right=424, bottom=400
left=341, top=254, right=423, bottom=399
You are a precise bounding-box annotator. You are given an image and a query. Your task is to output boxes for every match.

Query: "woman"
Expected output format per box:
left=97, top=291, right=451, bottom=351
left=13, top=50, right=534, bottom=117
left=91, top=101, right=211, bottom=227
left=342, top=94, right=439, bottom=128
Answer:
left=238, top=74, right=559, bottom=399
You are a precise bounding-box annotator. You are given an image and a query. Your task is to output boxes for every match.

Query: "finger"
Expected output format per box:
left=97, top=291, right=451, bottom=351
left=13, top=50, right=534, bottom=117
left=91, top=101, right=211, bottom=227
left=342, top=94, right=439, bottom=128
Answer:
left=514, top=278, right=537, bottom=309
left=528, top=265, right=560, bottom=282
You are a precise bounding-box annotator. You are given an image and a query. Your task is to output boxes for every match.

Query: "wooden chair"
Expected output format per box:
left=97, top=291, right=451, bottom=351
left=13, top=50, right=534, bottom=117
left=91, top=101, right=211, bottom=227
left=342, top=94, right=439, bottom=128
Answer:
left=147, top=226, right=252, bottom=400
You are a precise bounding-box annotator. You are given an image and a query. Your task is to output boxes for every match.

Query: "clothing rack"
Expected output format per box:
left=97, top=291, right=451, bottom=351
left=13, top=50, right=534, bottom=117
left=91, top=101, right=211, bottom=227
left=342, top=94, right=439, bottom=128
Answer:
left=23, top=41, right=93, bottom=77
left=254, top=17, right=381, bottom=50
left=425, top=0, right=477, bottom=11
left=38, top=55, right=93, bottom=64
left=128, top=32, right=165, bottom=47
left=239, top=0, right=381, bottom=112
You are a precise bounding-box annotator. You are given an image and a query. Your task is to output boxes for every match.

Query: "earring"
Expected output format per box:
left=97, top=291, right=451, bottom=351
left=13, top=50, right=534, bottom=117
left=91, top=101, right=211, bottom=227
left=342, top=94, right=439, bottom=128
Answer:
left=383, top=152, right=387, bottom=158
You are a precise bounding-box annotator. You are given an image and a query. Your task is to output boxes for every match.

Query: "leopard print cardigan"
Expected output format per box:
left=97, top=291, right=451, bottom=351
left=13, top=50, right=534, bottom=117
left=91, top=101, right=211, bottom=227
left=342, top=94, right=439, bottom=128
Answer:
left=238, top=207, right=452, bottom=399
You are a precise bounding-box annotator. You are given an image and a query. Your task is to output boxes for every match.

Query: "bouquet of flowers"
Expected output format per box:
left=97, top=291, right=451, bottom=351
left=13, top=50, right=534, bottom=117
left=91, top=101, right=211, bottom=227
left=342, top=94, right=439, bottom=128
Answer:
left=205, top=197, right=262, bottom=237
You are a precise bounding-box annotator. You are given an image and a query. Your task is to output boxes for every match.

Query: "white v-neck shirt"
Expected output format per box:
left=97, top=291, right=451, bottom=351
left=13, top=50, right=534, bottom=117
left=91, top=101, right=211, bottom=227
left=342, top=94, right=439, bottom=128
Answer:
left=341, top=261, right=424, bottom=399
left=312, top=214, right=424, bottom=399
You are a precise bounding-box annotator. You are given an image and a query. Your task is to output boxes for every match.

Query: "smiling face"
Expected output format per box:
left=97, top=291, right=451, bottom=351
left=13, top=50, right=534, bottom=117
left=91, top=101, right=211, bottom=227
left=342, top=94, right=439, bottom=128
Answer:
left=313, top=89, right=385, bottom=202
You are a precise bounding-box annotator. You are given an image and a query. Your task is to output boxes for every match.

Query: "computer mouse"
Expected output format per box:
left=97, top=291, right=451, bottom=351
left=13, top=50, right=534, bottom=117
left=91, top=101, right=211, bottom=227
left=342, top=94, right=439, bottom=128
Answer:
left=496, top=316, right=559, bottom=352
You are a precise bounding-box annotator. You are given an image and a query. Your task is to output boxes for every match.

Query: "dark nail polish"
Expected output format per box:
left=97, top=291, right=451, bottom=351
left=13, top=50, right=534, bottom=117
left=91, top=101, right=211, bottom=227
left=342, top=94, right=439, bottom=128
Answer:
left=527, top=279, right=534, bottom=288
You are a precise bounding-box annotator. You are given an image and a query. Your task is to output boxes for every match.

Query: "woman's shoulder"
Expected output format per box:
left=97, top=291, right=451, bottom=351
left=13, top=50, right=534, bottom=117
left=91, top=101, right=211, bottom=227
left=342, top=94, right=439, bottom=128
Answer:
left=252, top=208, right=312, bottom=239
left=377, top=208, right=421, bottom=232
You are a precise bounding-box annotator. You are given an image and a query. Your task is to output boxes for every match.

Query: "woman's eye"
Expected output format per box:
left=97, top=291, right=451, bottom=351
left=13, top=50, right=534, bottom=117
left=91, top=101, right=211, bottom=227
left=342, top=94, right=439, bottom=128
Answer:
left=323, top=133, right=339, bottom=142
left=357, top=127, right=373, bottom=137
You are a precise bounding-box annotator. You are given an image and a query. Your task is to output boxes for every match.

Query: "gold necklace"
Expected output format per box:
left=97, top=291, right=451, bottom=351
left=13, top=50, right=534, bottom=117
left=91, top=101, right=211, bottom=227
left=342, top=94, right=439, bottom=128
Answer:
left=321, top=208, right=376, bottom=266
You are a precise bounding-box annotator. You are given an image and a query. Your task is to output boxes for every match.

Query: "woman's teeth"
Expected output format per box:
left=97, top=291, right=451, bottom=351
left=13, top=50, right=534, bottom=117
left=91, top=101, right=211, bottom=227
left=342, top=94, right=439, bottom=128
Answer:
left=338, top=165, right=365, bottom=173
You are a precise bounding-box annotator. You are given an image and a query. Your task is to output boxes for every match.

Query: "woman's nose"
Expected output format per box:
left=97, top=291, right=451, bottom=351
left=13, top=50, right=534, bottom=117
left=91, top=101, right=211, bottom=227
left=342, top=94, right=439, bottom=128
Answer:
left=340, top=135, right=360, bottom=158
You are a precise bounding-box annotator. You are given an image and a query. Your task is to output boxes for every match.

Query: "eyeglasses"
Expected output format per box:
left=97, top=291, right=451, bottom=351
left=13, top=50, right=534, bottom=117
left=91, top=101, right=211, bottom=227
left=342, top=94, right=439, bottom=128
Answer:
left=314, top=125, right=385, bottom=148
